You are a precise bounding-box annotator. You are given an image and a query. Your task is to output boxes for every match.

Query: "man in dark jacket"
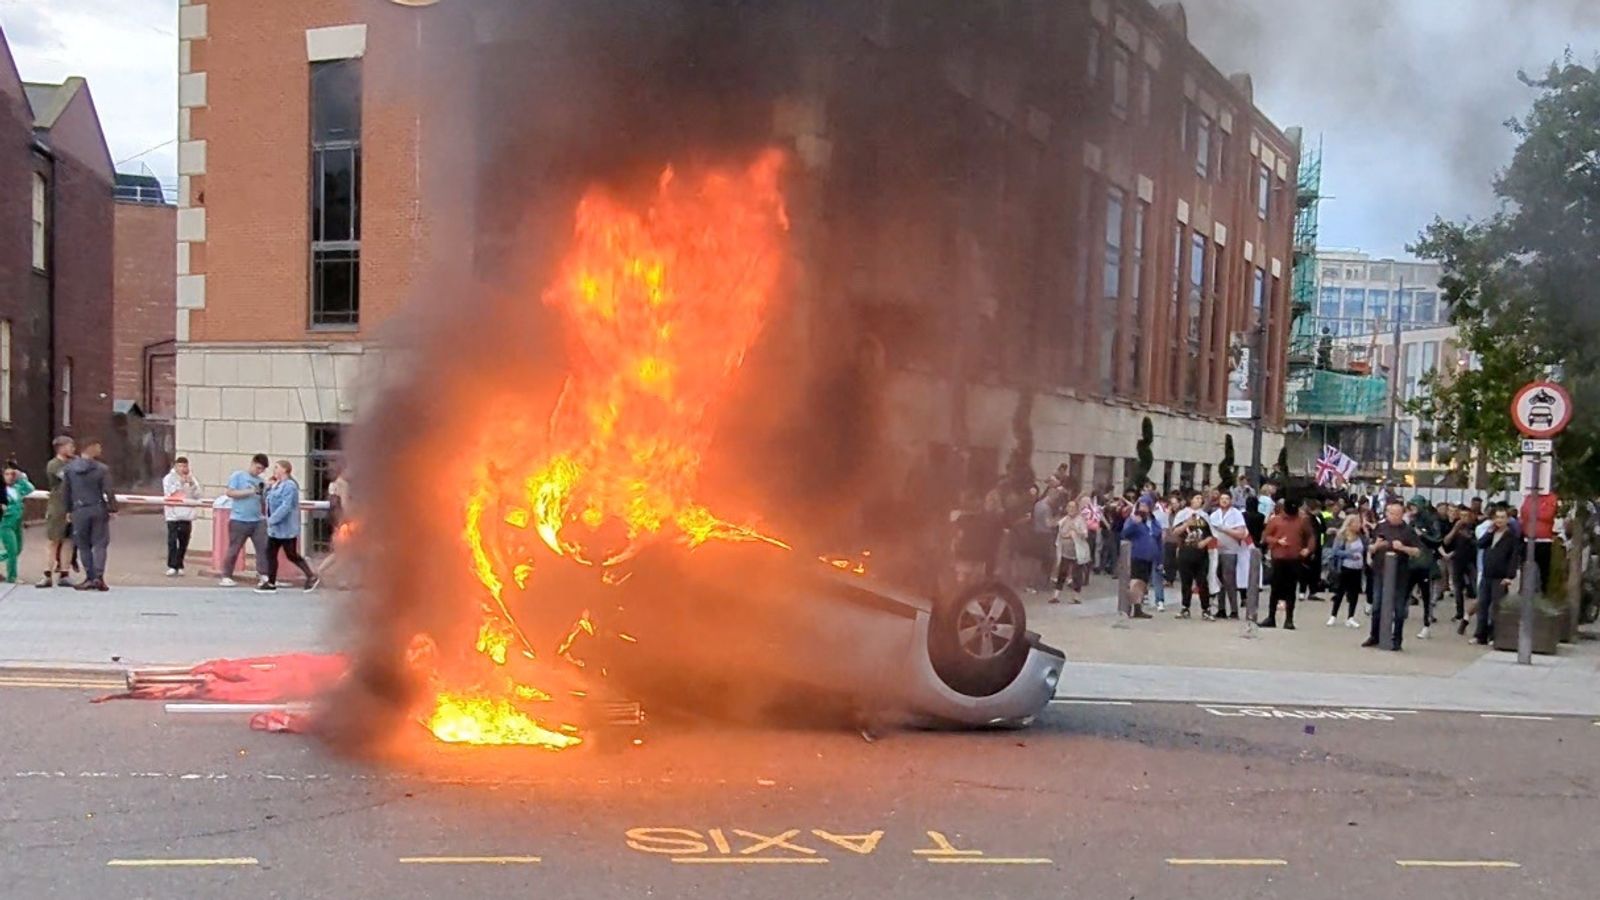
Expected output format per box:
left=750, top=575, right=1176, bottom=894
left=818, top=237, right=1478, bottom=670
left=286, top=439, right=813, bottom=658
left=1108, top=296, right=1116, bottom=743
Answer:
left=1475, top=506, right=1522, bottom=645
left=62, top=439, right=117, bottom=591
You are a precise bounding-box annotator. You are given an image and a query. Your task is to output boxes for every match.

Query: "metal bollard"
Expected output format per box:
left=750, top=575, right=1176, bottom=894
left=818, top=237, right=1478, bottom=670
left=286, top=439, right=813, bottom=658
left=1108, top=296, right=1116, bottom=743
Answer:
left=1240, top=545, right=1261, bottom=638
left=1380, top=553, right=1400, bottom=651
left=1117, top=539, right=1132, bottom=617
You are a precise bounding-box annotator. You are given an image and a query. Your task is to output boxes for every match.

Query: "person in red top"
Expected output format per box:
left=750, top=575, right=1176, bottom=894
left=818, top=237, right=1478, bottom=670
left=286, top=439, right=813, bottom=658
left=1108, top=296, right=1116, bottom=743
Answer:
left=1258, top=499, right=1315, bottom=629
left=1519, top=491, right=1558, bottom=592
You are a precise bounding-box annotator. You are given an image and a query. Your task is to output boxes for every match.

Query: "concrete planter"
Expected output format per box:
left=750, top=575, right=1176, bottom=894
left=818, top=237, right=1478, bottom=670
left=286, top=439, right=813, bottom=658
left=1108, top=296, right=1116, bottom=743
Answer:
left=1493, top=599, right=1564, bottom=655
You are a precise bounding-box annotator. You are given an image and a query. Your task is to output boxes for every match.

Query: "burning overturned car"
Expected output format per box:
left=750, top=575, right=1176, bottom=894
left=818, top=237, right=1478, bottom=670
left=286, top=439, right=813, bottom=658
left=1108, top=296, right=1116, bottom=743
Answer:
left=310, top=149, right=1065, bottom=752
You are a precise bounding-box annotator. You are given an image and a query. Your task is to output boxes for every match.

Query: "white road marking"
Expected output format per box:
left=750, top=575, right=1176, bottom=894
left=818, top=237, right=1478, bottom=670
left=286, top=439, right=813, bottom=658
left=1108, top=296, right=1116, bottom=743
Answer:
left=925, top=857, right=1053, bottom=865
left=1166, top=858, right=1288, bottom=867
left=1049, top=699, right=1134, bottom=706
left=107, top=858, right=259, bottom=867
left=1478, top=714, right=1554, bottom=722
left=398, top=856, right=540, bottom=865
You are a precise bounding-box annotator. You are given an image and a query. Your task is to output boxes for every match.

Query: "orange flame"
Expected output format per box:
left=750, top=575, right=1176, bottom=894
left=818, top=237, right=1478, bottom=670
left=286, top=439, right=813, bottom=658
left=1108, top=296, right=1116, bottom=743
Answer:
left=420, top=150, right=792, bottom=747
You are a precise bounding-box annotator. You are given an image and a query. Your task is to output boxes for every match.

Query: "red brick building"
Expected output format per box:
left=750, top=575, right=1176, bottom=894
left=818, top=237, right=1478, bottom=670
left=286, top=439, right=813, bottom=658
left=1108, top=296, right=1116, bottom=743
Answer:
left=112, top=185, right=177, bottom=417
left=0, top=29, right=114, bottom=479
left=175, top=0, right=1296, bottom=521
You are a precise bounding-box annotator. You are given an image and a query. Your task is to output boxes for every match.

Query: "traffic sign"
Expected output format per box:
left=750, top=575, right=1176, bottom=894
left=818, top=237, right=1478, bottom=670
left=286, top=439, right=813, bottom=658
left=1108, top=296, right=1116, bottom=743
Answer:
left=1521, top=439, right=1553, bottom=454
left=1511, top=381, right=1572, bottom=439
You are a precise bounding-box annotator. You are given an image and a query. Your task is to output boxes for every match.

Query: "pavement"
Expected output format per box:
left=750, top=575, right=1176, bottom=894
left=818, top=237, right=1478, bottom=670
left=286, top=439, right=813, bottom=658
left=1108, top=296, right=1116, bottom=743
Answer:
left=1, top=681, right=1596, bottom=899
left=2, top=554, right=1598, bottom=716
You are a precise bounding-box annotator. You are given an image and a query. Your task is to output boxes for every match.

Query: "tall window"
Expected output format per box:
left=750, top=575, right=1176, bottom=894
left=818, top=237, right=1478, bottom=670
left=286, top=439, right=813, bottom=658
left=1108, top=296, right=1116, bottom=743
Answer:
left=1397, top=290, right=1413, bottom=322
left=1169, top=224, right=1185, bottom=400
left=1343, top=288, right=1367, bottom=320
left=1100, top=188, right=1125, bottom=392
left=1128, top=202, right=1147, bottom=392
left=308, top=423, right=343, bottom=551
left=31, top=173, right=46, bottom=271
left=0, top=320, right=10, bottom=425
left=1110, top=44, right=1131, bottom=118
left=1318, top=286, right=1339, bottom=318
left=1415, top=291, right=1438, bottom=323
left=1255, top=163, right=1271, bottom=220
left=1185, top=234, right=1205, bottom=406
left=1367, top=288, right=1389, bottom=322
left=1194, top=114, right=1212, bottom=179
left=310, top=60, right=362, bottom=327
left=1086, top=29, right=1101, bottom=83
left=61, top=358, right=73, bottom=429
left=1252, top=267, right=1266, bottom=324
left=1136, top=66, right=1151, bottom=123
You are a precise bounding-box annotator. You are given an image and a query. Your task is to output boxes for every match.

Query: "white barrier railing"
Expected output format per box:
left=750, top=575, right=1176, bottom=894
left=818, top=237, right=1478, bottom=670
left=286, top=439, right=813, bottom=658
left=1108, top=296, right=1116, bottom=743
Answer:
left=23, top=491, right=331, bottom=511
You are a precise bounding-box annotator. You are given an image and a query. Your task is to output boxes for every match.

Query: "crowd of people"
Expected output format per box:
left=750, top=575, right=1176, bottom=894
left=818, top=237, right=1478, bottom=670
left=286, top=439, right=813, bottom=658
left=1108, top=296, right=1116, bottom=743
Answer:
left=0, top=437, right=347, bottom=593
left=953, top=468, right=1556, bottom=653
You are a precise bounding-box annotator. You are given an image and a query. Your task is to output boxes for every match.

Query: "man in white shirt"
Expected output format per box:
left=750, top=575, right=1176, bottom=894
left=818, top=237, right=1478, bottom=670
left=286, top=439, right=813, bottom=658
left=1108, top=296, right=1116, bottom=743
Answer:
left=161, top=457, right=202, bottom=576
left=1209, top=491, right=1250, bottom=619
left=1151, top=496, right=1173, bottom=612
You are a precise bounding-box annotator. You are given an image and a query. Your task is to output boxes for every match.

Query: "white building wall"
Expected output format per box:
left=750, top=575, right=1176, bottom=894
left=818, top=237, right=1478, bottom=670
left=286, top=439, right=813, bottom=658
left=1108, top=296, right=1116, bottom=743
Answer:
left=174, top=343, right=381, bottom=555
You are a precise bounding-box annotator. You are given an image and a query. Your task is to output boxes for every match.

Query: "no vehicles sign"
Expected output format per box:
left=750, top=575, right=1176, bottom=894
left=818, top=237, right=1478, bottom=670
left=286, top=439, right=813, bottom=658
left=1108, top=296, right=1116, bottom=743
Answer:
left=1510, top=381, right=1571, bottom=439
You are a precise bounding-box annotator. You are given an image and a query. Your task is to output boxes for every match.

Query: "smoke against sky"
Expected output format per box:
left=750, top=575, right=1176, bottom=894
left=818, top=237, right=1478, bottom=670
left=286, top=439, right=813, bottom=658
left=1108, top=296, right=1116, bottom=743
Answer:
left=3, top=0, right=1599, bottom=256
left=1184, top=0, right=1600, bottom=256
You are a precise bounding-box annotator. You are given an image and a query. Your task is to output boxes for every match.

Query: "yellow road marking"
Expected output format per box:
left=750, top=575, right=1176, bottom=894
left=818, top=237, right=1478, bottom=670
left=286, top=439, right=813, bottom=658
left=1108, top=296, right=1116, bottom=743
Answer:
left=925, top=857, right=1053, bottom=865
left=1479, top=714, right=1554, bottom=722
left=1166, top=858, right=1288, bottom=867
left=1395, top=860, right=1521, bottom=868
left=107, top=858, right=259, bottom=867
left=0, top=679, right=120, bottom=689
left=398, top=856, right=541, bottom=865
left=671, top=857, right=828, bottom=865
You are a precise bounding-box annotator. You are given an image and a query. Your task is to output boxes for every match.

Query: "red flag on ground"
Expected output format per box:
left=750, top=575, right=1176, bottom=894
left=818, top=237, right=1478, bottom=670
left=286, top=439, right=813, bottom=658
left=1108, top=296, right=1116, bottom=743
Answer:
left=94, top=653, right=348, bottom=703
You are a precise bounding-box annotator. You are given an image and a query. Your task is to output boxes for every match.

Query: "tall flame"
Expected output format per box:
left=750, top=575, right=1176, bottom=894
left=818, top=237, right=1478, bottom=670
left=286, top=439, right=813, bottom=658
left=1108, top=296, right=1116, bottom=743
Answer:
left=421, top=150, right=791, bottom=748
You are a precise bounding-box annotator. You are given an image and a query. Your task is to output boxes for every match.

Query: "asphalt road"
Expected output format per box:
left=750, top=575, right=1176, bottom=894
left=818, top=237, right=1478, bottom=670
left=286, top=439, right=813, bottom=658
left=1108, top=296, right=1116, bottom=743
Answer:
left=1, top=680, right=1595, bottom=900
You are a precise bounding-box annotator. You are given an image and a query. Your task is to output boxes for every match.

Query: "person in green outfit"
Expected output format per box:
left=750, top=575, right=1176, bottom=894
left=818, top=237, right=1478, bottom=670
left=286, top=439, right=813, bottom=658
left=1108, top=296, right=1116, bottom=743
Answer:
left=2, top=459, right=35, bottom=583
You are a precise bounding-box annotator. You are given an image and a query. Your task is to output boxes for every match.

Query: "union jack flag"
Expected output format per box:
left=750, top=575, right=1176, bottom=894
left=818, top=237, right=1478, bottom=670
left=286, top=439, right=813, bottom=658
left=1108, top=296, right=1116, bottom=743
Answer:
left=1315, top=445, right=1358, bottom=487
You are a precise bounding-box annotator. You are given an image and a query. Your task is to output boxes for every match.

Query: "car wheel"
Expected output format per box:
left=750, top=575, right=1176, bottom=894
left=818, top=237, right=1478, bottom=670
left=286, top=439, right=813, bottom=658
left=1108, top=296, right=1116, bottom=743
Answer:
left=928, top=581, right=1031, bottom=698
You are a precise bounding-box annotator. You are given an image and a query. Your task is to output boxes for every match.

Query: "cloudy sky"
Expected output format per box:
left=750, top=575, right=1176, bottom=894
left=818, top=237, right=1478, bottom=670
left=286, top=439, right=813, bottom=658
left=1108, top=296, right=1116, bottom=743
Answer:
left=3, top=0, right=1598, bottom=257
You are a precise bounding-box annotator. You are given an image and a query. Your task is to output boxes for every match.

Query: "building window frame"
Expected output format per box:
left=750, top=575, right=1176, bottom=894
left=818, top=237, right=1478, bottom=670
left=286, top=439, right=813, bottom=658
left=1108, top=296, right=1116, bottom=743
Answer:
left=31, top=172, right=47, bottom=272
left=307, top=423, right=343, bottom=551
left=1129, top=201, right=1148, bottom=393
left=1099, top=186, right=1126, bottom=393
left=1255, top=162, right=1271, bottom=220
left=1110, top=43, right=1131, bottom=119
left=61, top=357, right=73, bottom=430
left=1194, top=113, right=1213, bottom=179
left=309, top=59, right=363, bottom=330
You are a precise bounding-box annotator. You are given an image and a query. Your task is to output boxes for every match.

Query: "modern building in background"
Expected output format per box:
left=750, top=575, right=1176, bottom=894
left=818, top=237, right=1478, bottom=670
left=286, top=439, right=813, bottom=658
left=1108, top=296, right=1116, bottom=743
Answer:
left=0, top=30, right=114, bottom=480
left=1284, top=244, right=1473, bottom=487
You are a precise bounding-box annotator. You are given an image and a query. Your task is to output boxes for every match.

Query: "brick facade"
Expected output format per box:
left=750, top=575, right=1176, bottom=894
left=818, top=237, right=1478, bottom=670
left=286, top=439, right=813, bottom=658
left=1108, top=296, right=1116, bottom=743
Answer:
left=0, top=34, right=114, bottom=477
left=179, top=0, right=1294, bottom=539
left=112, top=200, right=177, bottom=415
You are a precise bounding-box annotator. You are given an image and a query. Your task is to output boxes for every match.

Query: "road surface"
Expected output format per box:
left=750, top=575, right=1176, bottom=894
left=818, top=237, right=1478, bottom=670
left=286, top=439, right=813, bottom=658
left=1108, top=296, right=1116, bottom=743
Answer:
left=1, top=677, right=1594, bottom=899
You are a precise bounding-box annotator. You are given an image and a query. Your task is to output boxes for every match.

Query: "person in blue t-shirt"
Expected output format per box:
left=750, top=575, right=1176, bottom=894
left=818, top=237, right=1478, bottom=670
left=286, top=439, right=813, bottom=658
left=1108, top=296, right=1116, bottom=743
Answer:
left=220, top=453, right=270, bottom=587
left=1121, top=498, right=1162, bottom=620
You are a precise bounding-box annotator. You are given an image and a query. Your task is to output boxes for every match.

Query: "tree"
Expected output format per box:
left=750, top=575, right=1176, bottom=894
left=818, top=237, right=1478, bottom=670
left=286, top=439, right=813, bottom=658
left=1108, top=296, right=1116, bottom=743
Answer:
left=1271, top=445, right=1290, bottom=483
left=1130, top=416, right=1155, bottom=491
left=1218, top=435, right=1237, bottom=490
left=1408, top=57, right=1600, bottom=500
left=1410, top=57, right=1600, bottom=614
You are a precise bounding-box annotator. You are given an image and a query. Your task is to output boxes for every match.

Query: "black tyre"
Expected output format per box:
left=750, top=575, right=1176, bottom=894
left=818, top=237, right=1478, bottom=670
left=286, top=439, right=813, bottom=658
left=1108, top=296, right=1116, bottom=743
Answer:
left=928, top=581, right=1031, bottom=698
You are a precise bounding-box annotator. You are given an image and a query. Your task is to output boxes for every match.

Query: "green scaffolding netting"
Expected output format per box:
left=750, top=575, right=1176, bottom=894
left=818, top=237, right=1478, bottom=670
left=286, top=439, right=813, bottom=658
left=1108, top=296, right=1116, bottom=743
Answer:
left=1286, top=368, right=1389, bottom=418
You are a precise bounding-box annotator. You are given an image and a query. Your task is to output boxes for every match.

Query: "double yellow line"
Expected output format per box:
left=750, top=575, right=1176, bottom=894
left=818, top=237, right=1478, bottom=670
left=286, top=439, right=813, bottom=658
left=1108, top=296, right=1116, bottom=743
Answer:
left=0, top=675, right=122, bottom=691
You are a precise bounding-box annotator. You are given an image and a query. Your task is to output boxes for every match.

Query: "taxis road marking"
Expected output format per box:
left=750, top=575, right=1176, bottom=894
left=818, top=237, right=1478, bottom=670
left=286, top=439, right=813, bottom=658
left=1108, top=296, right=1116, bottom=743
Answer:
left=398, top=856, right=541, bottom=865
left=107, top=858, right=259, bottom=867
left=1166, top=858, right=1289, bottom=867
left=1395, top=858, right=1516, bottom=864
left=671, top=858, right=828, bottom=865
